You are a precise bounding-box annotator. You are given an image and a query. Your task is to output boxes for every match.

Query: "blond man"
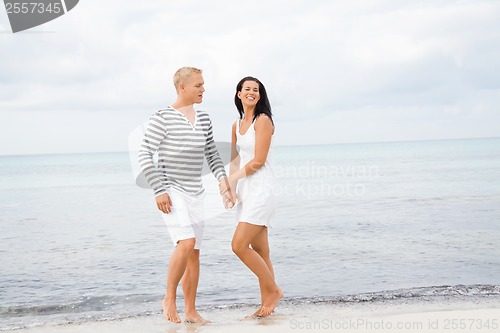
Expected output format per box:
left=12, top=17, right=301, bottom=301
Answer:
left=139, top=67, right=232, bottom=323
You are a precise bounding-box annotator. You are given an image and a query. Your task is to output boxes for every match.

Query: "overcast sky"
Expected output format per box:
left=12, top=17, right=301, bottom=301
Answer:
left=1, top=0, right=499, bottom=155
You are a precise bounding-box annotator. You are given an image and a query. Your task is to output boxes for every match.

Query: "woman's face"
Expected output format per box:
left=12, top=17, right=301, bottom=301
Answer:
left=238, top=80, right=260, bottom=108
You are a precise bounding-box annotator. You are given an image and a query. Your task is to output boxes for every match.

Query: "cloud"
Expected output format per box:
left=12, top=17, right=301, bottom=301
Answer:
left=1, top=0, right=500, bottom=154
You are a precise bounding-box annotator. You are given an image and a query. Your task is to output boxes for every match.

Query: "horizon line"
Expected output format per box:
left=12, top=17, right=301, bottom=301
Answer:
left=1, top=135, right=499, bottom=157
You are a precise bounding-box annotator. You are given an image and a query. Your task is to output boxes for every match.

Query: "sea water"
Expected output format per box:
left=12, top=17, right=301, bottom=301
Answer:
left=1, top=138, right=499, bottom=330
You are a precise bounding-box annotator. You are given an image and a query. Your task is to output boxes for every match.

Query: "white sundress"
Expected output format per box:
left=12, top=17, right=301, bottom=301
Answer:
left=235, top=118, right=276, bottom=227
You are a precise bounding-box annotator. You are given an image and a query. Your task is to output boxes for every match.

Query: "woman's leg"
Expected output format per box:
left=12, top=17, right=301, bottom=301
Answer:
left=251, top=227, right=275, bottom=279
left=246, top=226, right=277, bottom=316
left=232, top=222, right=282, bottom=316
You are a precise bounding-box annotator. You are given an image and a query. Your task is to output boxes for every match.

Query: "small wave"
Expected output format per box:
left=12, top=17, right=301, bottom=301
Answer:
left=0, top=294, right=157, bottom=317
left=205, top=284, right=500, bottom=310
left=284, top=284, right=500, bottom=306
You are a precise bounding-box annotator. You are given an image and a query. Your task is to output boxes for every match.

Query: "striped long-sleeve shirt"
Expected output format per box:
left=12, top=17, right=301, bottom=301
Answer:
left=138, top=106, right=226, bottom=196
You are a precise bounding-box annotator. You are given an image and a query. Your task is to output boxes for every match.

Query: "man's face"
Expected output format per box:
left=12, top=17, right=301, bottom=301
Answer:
left=182, top=73, right=205, bottom=104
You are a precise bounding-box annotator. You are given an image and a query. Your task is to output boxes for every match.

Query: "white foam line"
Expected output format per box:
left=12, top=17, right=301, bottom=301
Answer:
left=60, top=0, right=68, bottom=14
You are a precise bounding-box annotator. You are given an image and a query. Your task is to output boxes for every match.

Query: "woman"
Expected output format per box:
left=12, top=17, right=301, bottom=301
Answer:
left=221, top=76, right=282, bottom=317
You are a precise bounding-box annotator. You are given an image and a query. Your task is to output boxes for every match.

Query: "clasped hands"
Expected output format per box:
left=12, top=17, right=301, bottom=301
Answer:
left=219, top=176, right=237, bottom=210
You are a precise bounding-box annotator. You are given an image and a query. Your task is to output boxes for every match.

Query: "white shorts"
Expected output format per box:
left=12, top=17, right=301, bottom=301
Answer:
left=161, top=189, right=206, bottom=250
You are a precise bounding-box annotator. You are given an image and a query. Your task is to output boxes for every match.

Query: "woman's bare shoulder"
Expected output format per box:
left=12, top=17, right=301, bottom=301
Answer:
left=255, top=114, right=273, bottom=125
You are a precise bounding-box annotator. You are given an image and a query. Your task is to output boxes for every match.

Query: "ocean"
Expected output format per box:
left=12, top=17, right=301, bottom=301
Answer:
left=1, top=137, right=499, bottom=330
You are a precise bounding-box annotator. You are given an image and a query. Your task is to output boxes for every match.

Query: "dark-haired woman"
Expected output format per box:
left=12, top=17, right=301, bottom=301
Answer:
left=221, top=77, right=282, bottom=317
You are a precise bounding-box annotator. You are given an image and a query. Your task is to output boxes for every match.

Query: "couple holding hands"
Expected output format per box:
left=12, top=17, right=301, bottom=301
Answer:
left=138, top=67, right=282, bottom=323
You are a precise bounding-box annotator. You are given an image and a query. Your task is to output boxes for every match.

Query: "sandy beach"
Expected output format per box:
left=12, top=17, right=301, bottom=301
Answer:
left=6, top=296, right=500, bottom=333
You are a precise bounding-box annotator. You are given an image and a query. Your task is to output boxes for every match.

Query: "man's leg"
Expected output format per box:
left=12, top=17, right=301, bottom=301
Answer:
left=163, top=238, right=196, bottom=323
left=180, top=249, right=209, bottom=323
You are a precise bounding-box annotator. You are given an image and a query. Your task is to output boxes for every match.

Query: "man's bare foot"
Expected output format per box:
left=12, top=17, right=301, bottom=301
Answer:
left=184, top=311, right=211, bottom=324
left=260, top=288, right=283, bottom=317
left=162, top=298, right=181, bottom=323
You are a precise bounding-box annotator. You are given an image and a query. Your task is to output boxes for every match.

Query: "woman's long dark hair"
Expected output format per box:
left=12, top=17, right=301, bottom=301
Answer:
left=234, top=76, right=273, bottom=124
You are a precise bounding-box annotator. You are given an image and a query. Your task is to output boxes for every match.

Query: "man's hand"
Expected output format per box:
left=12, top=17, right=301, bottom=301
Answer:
left=219, top=176, right=230, bottom=196
left=156, top=193, right=172, bottom=214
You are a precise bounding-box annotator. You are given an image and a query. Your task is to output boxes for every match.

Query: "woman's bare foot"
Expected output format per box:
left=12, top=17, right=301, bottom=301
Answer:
left=260, top=288, right=283, bottom=317
left=245, top=306, right=263, bottom=318
left=162, top=298, right=181, bottom=323
left=185, top=311, right=211, bottom=324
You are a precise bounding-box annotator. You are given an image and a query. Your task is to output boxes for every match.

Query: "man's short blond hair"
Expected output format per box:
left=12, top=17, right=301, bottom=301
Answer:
left=173, top=67, right=202, bottom=91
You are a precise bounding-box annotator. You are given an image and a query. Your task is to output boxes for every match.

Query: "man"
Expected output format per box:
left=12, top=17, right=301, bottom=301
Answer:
left=138, top=67, right=232, bottom=323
